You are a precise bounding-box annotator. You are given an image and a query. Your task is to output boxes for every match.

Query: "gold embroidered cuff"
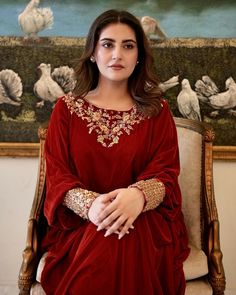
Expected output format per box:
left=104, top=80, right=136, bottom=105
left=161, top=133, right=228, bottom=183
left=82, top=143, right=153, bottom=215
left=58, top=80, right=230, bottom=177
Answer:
left=129, top=179, right=165, bottom=212
left=63, top=188, right=98, bottom=219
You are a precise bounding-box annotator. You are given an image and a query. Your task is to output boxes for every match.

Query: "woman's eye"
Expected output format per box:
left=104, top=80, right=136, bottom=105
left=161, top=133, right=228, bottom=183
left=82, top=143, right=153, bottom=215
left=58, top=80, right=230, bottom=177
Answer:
left=124, top=44, right=134, bottom=49
left=103, top=42, right=113, bottom=48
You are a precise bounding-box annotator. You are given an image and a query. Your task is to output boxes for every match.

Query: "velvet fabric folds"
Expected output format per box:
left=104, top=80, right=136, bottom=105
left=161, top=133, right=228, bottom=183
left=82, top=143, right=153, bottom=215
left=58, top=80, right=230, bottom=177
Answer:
left=41, top=96, right=190, bottom=295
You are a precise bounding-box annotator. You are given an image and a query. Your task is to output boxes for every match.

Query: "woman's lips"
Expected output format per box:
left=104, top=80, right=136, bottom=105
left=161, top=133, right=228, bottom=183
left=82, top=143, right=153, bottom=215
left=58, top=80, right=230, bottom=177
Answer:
left=109, top=64, right=124, bottom=69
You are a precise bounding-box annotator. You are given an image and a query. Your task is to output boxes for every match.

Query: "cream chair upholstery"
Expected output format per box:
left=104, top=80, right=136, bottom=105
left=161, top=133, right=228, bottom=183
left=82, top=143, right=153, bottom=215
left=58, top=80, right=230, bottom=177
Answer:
left=18, top=117, right=226, bottom=295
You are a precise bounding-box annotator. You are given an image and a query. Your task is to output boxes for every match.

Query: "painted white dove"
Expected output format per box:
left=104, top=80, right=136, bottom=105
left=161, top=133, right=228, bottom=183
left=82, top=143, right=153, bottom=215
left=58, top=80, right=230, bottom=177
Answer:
left=195, top=76, right=236, bottom=117
left=140, top=16, right=167, bottom=39
left=177, top=79, right=201, bottom=121
left=18, top=0, right=53, bottom=39
left=51, top=66, right=76, bottom=94
left=34, top=63, right=64, bottom=108
left=0, top=69, right=22, bottom=106
left=195, top=75, right=219, bottom=101
left=159, top=75, right=179, bottom=92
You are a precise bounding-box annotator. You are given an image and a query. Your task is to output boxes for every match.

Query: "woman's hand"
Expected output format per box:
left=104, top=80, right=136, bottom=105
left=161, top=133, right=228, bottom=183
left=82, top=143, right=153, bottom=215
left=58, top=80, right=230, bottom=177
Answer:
left=88, top=193, right=128, bottom=235
left=88, top=193, right=112, bottom=226
left=96, top=187, right=145, bottom=239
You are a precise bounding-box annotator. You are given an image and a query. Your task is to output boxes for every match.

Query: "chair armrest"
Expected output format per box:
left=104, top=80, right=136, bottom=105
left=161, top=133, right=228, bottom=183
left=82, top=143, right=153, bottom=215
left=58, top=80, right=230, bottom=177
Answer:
left=208, top=220, right=226, bottom=295
left=203, top=130, right=226, bottom=294
left=18, top=181, right=47, bottom=294
left=18, top=218, right=39, bottom=295
left=18, top=126, right=47, bottom=295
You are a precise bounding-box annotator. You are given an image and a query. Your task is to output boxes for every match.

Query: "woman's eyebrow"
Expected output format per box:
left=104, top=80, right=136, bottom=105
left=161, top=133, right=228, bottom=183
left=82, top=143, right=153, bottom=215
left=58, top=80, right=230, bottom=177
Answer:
left=100, top=38, right=137, bottom=43
left=123, top=39, right=137, bottom=43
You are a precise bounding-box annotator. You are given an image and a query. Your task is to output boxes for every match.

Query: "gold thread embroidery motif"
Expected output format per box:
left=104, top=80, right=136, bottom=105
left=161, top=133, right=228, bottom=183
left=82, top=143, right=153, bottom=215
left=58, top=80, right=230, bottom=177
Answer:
left=63, top=93, right=145, bottom=148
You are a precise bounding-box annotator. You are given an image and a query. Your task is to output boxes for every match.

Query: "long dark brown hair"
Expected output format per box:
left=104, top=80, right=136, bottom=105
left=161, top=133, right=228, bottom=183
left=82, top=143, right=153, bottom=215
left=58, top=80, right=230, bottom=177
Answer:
left=73, top=9, right=163, bottom=116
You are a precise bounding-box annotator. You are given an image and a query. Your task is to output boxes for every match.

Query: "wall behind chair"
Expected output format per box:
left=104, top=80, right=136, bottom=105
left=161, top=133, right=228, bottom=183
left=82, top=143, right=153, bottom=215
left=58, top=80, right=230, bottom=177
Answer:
left=0, top=157, right=235, bottom=293
left=213, top=161, right=236, bottom=293
left=0, top=157, right=37, bottom=293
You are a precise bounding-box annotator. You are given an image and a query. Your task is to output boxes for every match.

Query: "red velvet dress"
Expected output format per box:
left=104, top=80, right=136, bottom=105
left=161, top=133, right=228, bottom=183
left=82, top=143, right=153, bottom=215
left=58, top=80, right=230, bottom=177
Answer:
left=41, top=95, right=190, bottom=295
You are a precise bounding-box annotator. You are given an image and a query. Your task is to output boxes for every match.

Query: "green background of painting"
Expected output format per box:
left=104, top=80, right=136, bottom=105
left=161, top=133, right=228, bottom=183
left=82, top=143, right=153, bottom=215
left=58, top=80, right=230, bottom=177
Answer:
left=0, top=37, right=235, bottom=145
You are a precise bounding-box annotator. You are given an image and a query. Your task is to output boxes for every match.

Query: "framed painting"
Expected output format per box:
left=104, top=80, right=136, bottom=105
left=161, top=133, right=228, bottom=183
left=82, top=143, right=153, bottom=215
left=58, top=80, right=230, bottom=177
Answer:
left=0, top=37, right=235, bottom=159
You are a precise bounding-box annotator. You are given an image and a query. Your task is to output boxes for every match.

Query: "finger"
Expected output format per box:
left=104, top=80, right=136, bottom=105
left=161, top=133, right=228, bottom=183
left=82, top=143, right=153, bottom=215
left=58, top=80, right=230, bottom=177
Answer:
left=105, top=225, right=131, bottom=236
left=104, top=216, right=127, bottom=237
left=97, top=210, right=120, bottom=231
left=105, top=225, right=120, bottom=235
left=97, top=198, right=119, bottom=223
left=117, top=224, right=133, bottom=234
left=100, top=190, right=119, bottom=204
left=118, top=219, right=134, bottom=240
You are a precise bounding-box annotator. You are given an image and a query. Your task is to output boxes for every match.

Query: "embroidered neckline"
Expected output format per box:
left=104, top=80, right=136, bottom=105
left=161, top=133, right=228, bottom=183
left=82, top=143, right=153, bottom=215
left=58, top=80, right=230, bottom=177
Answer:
left=63, top=93, right=145, bottom=148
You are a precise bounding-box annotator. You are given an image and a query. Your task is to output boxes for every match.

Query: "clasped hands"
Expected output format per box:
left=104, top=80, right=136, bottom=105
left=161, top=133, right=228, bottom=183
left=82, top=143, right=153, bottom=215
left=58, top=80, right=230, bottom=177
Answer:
left=88, top=187, right=145, bottom=240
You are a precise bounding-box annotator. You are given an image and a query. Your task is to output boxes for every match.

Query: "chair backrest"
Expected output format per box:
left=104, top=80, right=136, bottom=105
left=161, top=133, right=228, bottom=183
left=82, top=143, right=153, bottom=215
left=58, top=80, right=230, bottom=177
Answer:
left=174, top=118, right=226, bottom=295
left=175, top=117, right=205, bottom=249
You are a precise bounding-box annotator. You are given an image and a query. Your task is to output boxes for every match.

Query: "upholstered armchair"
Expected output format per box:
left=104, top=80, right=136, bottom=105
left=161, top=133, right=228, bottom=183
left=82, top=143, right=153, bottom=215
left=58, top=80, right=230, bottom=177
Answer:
left=18, top=117, right=226, bottom=295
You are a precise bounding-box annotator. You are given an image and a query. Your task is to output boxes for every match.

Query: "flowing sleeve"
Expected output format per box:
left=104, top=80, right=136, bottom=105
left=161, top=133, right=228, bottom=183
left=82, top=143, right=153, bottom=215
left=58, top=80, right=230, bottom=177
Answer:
left=130, top=100, right=181, bottom=220
left=44, top=98, right=97, bottom=227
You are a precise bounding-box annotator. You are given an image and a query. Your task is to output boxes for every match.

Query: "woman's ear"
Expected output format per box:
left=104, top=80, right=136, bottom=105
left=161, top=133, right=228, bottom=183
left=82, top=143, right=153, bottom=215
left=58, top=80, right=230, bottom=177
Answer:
left=90, top=56, right=96, bottom=63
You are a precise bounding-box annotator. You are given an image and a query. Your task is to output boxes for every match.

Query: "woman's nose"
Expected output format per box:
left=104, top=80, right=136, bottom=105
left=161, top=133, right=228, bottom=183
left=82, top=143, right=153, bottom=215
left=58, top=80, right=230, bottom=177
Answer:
left=112, top=46, right=122, bottom=60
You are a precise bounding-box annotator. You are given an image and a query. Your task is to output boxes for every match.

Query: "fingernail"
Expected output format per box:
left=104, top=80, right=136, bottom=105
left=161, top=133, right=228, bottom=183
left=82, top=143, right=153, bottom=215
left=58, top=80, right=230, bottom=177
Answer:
left=118, top=233, right=123, bottom=240
left=104, top=231, right=111, bottom=237
left=97, top=225, right=102, bottom=231
left=130, top=225, right=134, bottom=229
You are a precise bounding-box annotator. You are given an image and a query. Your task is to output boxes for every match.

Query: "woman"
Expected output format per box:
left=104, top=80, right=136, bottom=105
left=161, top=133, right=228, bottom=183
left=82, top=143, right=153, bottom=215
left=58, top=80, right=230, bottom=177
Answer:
left=41, top=9, right=189, bottom=295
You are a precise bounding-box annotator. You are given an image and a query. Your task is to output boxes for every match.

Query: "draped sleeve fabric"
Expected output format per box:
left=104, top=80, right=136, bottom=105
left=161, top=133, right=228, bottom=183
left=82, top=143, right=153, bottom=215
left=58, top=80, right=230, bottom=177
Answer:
left=44, top=98, right=91, bottom=228
left=135, top=101, right=183, bottom=220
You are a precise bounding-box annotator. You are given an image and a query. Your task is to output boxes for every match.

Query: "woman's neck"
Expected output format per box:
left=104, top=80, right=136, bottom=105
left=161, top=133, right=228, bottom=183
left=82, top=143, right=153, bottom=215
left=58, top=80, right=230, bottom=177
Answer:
left=85, top=80, right=134, bottom=111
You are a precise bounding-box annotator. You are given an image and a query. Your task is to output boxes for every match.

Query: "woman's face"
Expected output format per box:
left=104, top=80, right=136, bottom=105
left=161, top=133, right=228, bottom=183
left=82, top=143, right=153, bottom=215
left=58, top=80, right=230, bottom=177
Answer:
left=93, top=23, right=138, bottom=84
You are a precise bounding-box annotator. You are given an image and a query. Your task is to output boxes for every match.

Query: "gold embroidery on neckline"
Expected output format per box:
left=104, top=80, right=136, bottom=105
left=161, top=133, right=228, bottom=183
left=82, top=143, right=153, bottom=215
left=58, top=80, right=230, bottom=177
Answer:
left=63, top=93, right=145, bottom=148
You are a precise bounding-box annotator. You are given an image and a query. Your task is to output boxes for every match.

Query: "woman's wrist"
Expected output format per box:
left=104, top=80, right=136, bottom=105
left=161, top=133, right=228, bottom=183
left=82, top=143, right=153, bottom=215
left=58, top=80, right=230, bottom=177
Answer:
left=128, top=179, right=165, bottom=212
left=128, top=187, right=146, bottom=209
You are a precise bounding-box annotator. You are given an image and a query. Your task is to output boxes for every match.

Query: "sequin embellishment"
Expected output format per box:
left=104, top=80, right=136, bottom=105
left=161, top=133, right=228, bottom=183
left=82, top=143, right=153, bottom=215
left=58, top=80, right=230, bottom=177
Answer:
left=129, top=179, right=165, bottom=211
left=63, top=93, right=145, bottom=148
left=63, top=187, right=97, bottom=220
